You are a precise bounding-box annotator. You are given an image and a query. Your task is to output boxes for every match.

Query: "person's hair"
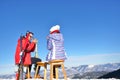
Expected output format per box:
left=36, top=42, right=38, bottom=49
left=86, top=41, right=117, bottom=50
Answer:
left=26, top=31, right=34, bottom=36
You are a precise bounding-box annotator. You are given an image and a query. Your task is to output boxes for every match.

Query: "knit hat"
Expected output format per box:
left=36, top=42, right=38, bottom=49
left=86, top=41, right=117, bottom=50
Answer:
left=50, top=25, right=60, bottom=33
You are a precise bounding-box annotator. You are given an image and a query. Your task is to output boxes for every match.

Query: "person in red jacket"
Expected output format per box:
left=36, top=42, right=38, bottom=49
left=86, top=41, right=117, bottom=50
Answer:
left=15, top=31, right=42, bottom=79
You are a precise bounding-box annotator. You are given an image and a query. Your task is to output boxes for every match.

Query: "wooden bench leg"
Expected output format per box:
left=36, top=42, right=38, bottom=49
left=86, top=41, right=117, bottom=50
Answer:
left=55, top=66, right=58, bottom=80
left=34, top=65, right=39, bottom=78
left=27, top=66, right=30, bottom=79
left=50, top=63, right=53, bottom=80
left=61, top=63, right=67, bottom=80
left=44, top=65, right=47, bottom=80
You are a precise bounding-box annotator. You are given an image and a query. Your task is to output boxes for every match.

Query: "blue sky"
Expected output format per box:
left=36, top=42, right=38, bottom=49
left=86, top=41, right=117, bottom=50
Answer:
left=0, top=0, right=120, bottom=74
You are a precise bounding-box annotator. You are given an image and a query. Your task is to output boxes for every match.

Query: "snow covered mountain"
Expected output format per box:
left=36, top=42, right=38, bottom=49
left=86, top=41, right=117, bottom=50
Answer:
left=68, top=63, right=120, bottom=73
left=0, top=63, right=120, bottom=79
left=66, top=63, right=120, bottom=79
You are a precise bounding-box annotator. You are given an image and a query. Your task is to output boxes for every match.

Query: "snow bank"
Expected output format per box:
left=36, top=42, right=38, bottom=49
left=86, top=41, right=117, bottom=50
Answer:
left=0, top=78, right=120, bottom=80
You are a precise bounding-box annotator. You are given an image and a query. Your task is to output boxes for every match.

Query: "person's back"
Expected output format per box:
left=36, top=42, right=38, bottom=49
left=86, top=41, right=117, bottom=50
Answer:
left=46, top=25, right=67, bottom=61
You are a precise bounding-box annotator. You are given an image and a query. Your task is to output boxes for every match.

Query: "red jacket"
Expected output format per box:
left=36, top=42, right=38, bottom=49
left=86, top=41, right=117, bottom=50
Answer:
left=15, top=37, right=36, bottom=65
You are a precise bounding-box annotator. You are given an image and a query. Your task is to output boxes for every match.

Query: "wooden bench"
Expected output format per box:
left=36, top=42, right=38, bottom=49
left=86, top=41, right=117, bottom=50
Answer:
left=34, top=62, right=48, bottom=80
left=49, top=60, right=67, bottom=80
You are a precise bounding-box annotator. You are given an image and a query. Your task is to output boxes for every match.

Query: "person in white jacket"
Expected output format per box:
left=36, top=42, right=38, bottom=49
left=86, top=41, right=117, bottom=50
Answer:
left=46, top=25, right=67, bottom=78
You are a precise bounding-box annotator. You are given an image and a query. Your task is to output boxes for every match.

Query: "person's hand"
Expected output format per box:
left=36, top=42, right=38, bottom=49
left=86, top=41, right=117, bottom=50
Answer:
left=32, top=39, right=38, bottom=43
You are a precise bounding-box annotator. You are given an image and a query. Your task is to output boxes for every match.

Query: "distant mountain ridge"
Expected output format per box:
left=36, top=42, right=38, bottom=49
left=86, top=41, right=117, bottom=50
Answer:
left=98, top=68, right=120, bottom=79
left=68, top=63, right=120, bottom=73
left=66, top=63, right=120, bottom=79
left=0, top=63, right=120, bottom=79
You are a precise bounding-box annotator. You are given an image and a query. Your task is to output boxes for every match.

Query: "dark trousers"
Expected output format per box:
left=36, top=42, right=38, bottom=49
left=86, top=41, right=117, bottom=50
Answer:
left=26, top=57, right=42, bottom=75
left=53, top=65, right=61, bottom=77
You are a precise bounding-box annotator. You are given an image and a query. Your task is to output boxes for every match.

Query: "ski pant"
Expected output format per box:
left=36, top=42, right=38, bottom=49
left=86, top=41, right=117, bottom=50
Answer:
left=53, top=65, right=61, bottom=77
left=26, top=57, right=42, bottom=75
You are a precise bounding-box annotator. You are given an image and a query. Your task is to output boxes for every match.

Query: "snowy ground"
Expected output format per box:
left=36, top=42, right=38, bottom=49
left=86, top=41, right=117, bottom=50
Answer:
left=0, top=79, right=120, bottom=80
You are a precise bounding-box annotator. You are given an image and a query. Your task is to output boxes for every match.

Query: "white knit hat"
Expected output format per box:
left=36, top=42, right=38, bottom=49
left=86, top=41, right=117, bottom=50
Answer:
left=50, top=25, right=60, bottom=32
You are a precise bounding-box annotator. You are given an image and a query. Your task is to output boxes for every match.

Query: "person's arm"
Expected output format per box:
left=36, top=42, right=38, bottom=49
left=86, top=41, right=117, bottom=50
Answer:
left=26, top=42, right=36, bottom=52
left=23, top=39, right=37, bottom=53
left=47, top=38, right=52, bottom=50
